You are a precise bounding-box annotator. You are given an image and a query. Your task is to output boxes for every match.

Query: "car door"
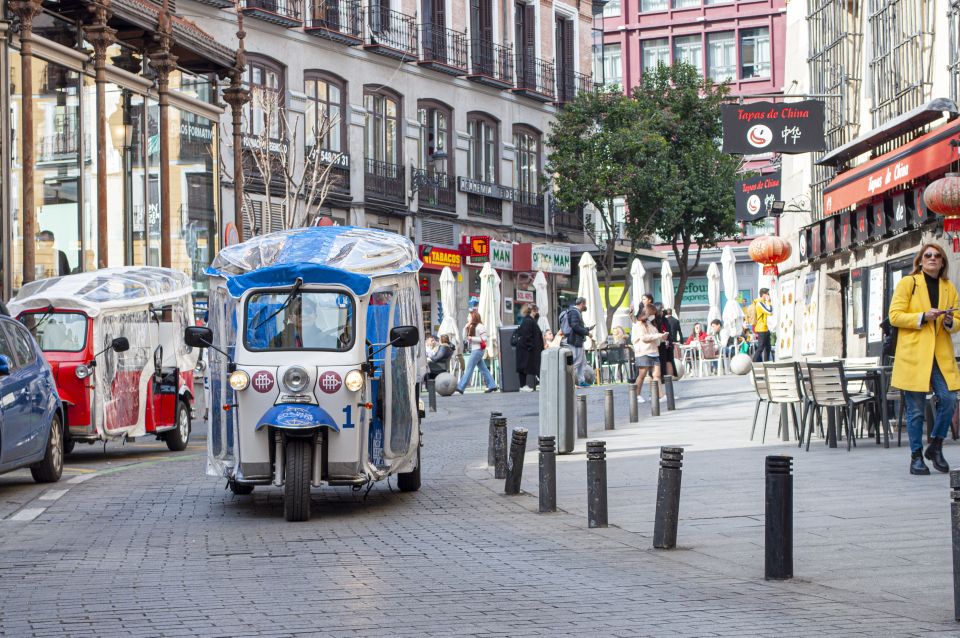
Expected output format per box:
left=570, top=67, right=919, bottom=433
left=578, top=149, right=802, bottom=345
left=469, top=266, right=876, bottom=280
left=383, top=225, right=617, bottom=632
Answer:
left=7, top=322, right=51, bottom=459
left=0, top=321, right=36, bottom=463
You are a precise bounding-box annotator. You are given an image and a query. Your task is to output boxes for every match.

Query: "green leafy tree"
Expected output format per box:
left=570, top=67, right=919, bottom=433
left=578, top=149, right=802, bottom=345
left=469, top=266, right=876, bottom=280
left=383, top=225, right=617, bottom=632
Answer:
left=626, top=63, right=742, bottom=313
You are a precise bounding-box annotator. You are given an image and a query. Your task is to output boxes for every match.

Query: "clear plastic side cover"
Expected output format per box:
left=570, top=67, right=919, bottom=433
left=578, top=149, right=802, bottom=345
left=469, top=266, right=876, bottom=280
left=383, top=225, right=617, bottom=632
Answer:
left=386, top=279, right=424, bottom=458
left=93, top=310, right=151, bottom=439
left=207, top=283, right=238, bottom=478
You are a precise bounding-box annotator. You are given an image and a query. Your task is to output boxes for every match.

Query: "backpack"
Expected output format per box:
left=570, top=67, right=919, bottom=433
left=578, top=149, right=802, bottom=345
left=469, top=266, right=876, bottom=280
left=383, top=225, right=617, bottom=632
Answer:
left=559, top=310, right=573, bottom=336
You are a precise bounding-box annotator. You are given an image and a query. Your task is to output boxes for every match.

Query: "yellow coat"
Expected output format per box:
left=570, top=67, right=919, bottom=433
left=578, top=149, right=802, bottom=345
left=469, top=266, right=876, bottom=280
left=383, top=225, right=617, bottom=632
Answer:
left=888, top=273, right=960, bottom=392
left=753, top=298, right=772, bottom=333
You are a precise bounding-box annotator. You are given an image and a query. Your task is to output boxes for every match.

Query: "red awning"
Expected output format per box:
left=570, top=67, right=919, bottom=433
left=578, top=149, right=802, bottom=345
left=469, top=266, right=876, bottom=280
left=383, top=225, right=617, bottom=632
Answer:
left=823, top=118, right=960, bottom=215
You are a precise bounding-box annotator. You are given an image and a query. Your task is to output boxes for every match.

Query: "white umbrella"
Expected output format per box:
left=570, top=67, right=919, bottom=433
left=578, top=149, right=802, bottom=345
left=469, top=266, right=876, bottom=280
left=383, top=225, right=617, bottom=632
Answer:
left=577, top=252, right=608, bottom=347
left=660, top=260, right=674, bottom=311
left=438, top=266, right=461, bottom=351
left=706, top=262, right=722, bottom=324
left=477, top=262, right=501, bottom=358
left=721, top=246, right=744, bottom=343
left=533, top=271, right=550, bottom=333
left=629, top=258, right=646, bottom=314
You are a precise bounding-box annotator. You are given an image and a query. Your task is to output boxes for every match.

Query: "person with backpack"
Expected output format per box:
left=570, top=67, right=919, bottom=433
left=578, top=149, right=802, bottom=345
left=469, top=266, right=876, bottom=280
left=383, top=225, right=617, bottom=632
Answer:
left=560, top=297, right=592, bottom=387
left=889, top=243, right=960, bottom=475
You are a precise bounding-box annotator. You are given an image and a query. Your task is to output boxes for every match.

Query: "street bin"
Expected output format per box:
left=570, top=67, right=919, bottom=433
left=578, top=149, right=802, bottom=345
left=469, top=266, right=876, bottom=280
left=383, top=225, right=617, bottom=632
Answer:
left=499, top=326, right=521, bottom=392
left=539, top=346, right=576, bottom=453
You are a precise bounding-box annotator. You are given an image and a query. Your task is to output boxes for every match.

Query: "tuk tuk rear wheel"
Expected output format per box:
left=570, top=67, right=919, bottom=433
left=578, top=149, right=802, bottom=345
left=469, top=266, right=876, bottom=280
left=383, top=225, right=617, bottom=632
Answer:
left=397, top=446, right=421, bottom=492
left=165, top=400, right=191, bottom=452
left=283, top=438, right=312, bottom=522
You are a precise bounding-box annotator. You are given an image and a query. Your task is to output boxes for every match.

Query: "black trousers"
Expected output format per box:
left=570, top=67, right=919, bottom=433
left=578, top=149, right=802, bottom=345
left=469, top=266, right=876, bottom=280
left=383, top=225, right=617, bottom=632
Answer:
left=752, top=331, right=772, bottom=362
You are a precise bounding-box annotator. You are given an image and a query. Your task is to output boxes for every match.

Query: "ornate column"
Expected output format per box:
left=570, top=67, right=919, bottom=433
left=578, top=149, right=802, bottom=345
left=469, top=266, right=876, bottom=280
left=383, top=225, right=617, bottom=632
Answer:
left=8, top=0, right=43, bottom=284
left=82, top=0, right=116, bottom=269
left=149, top=2, right=177, bottom=268
left=221, top=8, right=248, bottom=243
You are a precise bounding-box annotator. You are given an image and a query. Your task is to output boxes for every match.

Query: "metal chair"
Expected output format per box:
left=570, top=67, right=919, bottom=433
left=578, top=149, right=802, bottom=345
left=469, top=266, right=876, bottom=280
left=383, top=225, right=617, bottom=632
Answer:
left=749, top=362, right=771, bottom=441
left=599, top=345, right=630, bottom=384
left=762, top=362, right=804, bottom=443
left=805, top=361, right=874, bottom=451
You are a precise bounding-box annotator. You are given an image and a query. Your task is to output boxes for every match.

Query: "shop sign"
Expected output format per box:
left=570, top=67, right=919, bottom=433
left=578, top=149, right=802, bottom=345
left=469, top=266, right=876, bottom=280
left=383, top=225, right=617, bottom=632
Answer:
left=317, top=148, right=350, bottom=169
left=889, top=191, right=908, bottom=232
left=911, top=188, right=936, bottom=225
left=869, top=202, right=887, bottom=239
left=419, top=245, right=461, bottom=271
left=241, top=134, right=289, bottom=155
left=418, top=275, right=430, bottom=292
left=180, top=121, right=213, bottom=143
left=810, top=220, right=824, bottom=258
left=490, top=240, right=513, bottom=270
left=457, top=177, right=515, bottom=201
left=531, top=244, right=571, bottom=275
left=734, top=171, right=782, bottom=222
left=721, top=100, right=826, bottom=154
left=824, top=215, right=837, bottom=253
left=839, top=210, right=852, bottom=248
left=516, top=290, right=534, bottom=303
left=854, top=206, right=869, bottom=244
left=798, top=226, right=810, bottom=262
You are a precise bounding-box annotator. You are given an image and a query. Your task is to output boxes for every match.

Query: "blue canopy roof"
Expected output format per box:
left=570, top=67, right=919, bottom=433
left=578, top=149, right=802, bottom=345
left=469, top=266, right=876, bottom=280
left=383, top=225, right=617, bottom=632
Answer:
left=206, top=226, right=422, bottom=297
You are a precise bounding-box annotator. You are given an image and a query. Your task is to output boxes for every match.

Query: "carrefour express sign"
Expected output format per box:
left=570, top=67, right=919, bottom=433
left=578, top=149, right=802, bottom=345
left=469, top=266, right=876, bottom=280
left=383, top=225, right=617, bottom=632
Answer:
left=531, top=245, right=571, bottom=275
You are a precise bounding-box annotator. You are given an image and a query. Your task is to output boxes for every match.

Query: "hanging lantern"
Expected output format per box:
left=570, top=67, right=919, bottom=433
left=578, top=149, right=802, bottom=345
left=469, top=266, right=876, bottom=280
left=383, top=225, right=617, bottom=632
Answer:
left=924, top=173, right=960, bottom=251
left=748, top=235, right=792, bottom=277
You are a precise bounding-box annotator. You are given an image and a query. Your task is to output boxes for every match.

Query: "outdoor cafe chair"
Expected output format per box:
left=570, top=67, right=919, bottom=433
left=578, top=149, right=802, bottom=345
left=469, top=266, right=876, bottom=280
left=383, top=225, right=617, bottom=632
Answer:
left=762, top=362, right=804, bottom=443
left=805, top=361, right=875, bottom=451
left=599, top=345, right=630, bottom=384
left=749, top=362, right=771, bottom=442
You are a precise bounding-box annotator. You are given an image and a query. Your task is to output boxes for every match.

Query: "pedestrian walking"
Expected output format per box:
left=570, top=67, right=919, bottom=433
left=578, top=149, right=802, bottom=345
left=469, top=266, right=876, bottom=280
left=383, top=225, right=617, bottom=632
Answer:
left=889, top=243, right=960, bottom=475
left=560, top=297, right=593, bottom=387
left=456, top=310, right=498, bottom=394
left=632, top=304, right=666, bottom=403
left=752, top=288, right=773, bottom=362
left=514, top=304, right=544, bottom=392
left=656, top=306, right=682, bottom=379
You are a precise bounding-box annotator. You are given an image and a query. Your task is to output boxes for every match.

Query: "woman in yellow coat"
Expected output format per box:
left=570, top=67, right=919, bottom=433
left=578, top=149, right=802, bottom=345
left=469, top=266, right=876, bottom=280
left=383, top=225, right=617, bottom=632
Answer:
left=889, top=243, right=960, bottom=475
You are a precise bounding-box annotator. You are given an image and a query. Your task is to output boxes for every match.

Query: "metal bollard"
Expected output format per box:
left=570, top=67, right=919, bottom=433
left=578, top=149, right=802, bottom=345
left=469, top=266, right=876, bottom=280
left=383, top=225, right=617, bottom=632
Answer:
left=952, top=470, right=960, bottom=621
left=487, top=411, right=502, bottom=466
left=653, top=447, right=684, bottom=549
left=628, top=384, right=639, bottom=423
left=604, top=389, right=615, bottom=431
left=663, top=375, right=676, bottom=411
left=504, top=428, right=528, bottom=495
left=650, top=378, right=661, bottom=417
left=765, top=455, right=794, bottom=580
left=587, top=440, right=608, bottom=528
left=427, top=378, right=437, bottom=412
left=493, top=417, right=508, bottom=479
left=538, top=436, right=557, bottom=513
left=577, top=395, right=588, bottom=439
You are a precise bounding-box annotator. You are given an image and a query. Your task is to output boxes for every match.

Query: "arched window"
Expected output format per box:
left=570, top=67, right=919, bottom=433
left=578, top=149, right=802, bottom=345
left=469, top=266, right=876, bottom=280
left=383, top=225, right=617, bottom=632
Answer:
left=513, top=125, right=540, bottom=194
left=304, top=71, right=346, bottom=154
left=417, top=99, right=453, bottom=174
left=364, top=86, right=402, bottom=166
left=244, top=54, right=285, bottom=140
left=467, top=111, right=499, bottom=183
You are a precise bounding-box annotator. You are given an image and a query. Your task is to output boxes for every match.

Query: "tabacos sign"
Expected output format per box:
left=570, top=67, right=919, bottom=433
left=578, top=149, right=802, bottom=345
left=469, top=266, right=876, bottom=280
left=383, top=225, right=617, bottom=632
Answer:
left=419, top=245, right=461, bottom=271
left=531, top=244, right=571, bottom=275
left=490, top=240, right=513, bottom=270
left=721, top=100, right=826, bottom=154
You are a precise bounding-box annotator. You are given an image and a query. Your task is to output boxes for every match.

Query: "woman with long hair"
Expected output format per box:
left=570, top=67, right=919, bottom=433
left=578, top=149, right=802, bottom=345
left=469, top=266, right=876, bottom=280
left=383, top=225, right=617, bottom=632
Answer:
left=632, top=304, right=668, bottom=403
left=456, top=310, right=498, bottom=394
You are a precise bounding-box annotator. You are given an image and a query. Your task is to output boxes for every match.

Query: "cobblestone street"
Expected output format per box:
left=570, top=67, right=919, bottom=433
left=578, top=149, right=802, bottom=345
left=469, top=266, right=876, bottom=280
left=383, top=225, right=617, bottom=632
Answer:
left=1, top=376, right=959, bottom=636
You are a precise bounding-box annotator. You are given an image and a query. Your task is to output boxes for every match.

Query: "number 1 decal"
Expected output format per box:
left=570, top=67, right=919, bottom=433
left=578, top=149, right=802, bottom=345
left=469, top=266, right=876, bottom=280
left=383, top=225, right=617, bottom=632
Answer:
left=342, top=405, right=354, bottom=429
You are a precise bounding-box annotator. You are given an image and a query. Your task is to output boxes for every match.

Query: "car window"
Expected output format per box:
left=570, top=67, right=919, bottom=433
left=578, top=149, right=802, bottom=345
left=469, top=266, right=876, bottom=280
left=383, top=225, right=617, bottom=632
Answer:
left=5, top=323, right=36, bottom=369
left=0, top=323, right=17, bottom=369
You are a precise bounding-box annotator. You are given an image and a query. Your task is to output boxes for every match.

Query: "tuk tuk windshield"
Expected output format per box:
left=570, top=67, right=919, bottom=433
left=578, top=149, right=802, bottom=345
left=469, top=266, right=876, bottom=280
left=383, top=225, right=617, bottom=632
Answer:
left=245, top=291, right=355, bottom=351
left=19, top=311, right=88, bottom=352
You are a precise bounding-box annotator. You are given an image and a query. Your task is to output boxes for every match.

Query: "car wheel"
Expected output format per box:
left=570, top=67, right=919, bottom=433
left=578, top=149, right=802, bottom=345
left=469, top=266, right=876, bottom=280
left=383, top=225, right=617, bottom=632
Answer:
left=165, top=401, right=191, bottom=452
left=397, top=446, right=421, bottom=492
left=228, top=480, right=254, bottom=495
left=283, top=438, right=312, bottom=522
left=31, top=413, right=64, bottom=483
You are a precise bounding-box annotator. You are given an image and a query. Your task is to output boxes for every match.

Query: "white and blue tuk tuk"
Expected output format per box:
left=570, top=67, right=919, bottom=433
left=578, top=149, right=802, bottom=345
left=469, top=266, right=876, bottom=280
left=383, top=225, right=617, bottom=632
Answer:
left=186, top=227, right=425, bottom=521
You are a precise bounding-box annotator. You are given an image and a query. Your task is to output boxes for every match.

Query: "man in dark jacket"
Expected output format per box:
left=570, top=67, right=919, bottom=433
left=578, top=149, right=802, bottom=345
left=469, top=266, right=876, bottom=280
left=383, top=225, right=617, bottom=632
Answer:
left=562, top=297, right=592, bottom=386
left=515, top=304, right=544, bottom=391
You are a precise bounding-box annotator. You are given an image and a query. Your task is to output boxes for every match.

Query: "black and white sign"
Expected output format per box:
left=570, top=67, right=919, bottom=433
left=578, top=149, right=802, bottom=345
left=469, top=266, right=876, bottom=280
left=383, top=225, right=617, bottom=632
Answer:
left=721, top=100, right=827, bottom=154
left=457, top=177, right=515, bottom=201
left=734, top=171, right=781, bottom=222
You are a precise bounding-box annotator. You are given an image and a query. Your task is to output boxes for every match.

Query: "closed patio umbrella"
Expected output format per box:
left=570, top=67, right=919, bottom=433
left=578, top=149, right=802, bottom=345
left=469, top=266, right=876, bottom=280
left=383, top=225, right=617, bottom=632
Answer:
left=630, top=258, right=646, bottom=315
left=577, top=252, right=607, bottom=347
left=438, top=266, right=461, bottom=351
left=660, top=260, right=674, bottom=311
left=477, top=262, right=501, bottom=358
left=707, top=262, right=722, bottom=325
left=721, top=246, right=744, bottom=343
left=533, top=271, right=550, bottom=333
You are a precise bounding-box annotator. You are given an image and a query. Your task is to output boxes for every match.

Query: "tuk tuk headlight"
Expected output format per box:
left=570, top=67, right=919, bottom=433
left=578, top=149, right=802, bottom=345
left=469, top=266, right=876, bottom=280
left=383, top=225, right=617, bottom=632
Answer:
left=229, top=370, right=250, bottom=391
left=75, top=364, right=92, bottom=380
left=282, top=366, right=310, bottom=393
left=344, top=369, right=364, bottom=392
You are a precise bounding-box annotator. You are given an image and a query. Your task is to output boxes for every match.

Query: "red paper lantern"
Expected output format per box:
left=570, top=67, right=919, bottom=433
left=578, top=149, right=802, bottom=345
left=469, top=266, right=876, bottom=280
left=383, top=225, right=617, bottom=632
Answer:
left=748, top=235, right=792, bottom=277
left=924, top=173, right=960, bottom=251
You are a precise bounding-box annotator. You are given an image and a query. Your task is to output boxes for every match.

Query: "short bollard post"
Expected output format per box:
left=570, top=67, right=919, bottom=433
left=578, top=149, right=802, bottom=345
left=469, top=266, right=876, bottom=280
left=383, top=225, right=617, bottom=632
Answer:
left=628, top=384, right=639, bottom=423
left=650, top=378, right=661, bottom=417
left=604, top=389, right=615, bottom=431
left=951, top=470, right=960, bottom=621
left=538, top=436, right=557, bottom=513
left=586, top=440, right=608, bottom=528
left=653, top=447, right=684, bottom=549
left=765, top=455, right=794, bottom=580
left=504, top=428, right=528, bottom=495
left=577, top=395, right=588, bottom=439
left=427, top=378, right=437, bottom=412
left=664, top=375, right=676, bottom=411
left=487, top=411, right=502, bottom=466
left=493, top=417, right=508, bottom=479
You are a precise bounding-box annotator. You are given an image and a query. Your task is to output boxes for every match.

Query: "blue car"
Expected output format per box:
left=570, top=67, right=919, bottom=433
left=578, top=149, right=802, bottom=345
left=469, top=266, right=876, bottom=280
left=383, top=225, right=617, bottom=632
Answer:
left=0, top=314, right=64, bottom=483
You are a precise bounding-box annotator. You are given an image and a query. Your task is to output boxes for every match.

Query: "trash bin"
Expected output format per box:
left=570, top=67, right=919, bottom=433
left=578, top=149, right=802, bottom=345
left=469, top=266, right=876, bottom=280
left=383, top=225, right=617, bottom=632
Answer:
left=499, top=326, right=521, bottom=393
left=539, top=347, right=576, bottom=453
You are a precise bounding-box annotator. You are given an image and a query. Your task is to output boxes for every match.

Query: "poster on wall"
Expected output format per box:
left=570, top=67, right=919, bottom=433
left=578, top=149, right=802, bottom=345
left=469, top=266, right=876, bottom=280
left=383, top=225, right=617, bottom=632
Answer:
left=777, top=278, right=797, bottom=360
left=800, top=272, right=819, bottom=355
left=867, top=266, right=885, bottom=343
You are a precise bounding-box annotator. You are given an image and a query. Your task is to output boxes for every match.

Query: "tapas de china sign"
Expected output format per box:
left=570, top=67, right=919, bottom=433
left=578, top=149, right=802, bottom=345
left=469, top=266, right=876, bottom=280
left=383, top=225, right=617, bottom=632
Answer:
left=721, top=101, right=826, bottom=154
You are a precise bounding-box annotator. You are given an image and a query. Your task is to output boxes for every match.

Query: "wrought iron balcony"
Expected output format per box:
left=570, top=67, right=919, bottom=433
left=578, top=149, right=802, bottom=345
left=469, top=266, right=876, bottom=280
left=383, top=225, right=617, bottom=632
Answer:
left=240, top=0, right=304, bottom=27
left=513, top=55, right=556, bottom=102
left=549, top=196, right=583, bottom=231
left=306, top=0, right=363, bottom=44
left=365, top=5, right=418, bottom=61
left=467, top=193, right=502, bottom=220
left=364, top=158, right=405, bottom=203
left=193, top=0, right=233, bottom=7
left=467, top=39, right=514, bottom=89
left=39, top=130, right=79, bottom=161
left=412, top=168, right=456, bottom=213
left=418, top=24, right=468, bottom=75
left=513, top=191, right=544, bottom=227
left=555, top=71, right=594, bottom=105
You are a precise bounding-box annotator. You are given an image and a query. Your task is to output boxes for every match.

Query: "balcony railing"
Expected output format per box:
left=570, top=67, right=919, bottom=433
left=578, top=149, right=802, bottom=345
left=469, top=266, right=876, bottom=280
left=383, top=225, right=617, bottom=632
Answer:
left=513, top=191, right=544, bottom=227
left=467, top=39, right=514, bottom=89
left=550, top=196, right=583, bottom=232
left=419, top=24, right=468, bottom=74
left=241, top=0, right=304, bottom=27
left=514, top=55, right=556, bottom=102
left=365, top=5, right=418, bottom=60
left=364, top=158, right=405, bottom=203
left=467, top=193, right=502, bottom=220
left=306, top=0, right=363, bottom=44
left=555, top=71, right=594, bottom=105
left=40, top=116, right=79, bottom=161
left=412, top=168, right=456, bottom=212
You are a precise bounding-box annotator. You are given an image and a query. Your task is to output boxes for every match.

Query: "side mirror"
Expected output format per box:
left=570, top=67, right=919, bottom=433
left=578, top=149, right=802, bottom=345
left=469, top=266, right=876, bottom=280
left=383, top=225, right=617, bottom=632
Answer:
left=389, top=325, right=419, bottom=348
left=184, top=326, right=213, bottom=349
left=112, top=337, right=130, bottom=353
left=0, top=354, right=11, bottom=376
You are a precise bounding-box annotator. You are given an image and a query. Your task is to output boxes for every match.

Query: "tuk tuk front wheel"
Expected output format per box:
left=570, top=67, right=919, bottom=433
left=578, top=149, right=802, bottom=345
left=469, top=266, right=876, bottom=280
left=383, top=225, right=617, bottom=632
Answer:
left=283, top=438, right=312, bottom=522
left=165, top=400, right=191, bottom=452
left=31, top=414, right=64, bottom=483
left=397, top=446, right=421, bottom=492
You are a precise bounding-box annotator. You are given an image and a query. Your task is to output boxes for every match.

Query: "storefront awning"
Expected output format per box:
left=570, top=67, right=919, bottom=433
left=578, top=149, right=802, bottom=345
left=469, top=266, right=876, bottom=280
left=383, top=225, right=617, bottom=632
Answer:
left=816, top=98, right=958, bottom=168
left=822, top=117, right=960, bottom=216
